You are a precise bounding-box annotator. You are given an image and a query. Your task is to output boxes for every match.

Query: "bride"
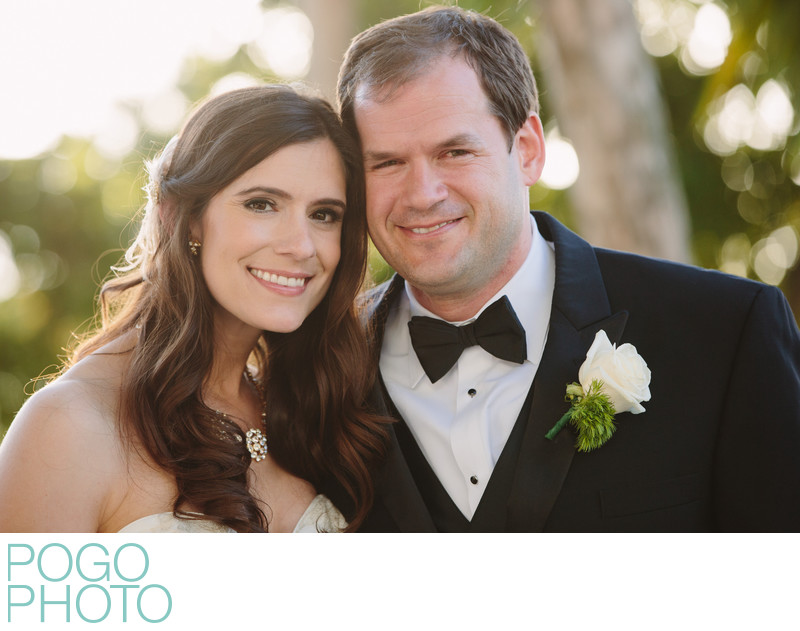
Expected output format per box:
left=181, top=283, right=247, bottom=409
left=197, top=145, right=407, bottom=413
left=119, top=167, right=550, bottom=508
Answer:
left=0, top=85, right=387, bottom=532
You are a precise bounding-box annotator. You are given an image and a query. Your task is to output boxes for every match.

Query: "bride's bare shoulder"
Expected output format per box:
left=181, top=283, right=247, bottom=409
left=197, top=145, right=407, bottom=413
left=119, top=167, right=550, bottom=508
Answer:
left=0, top=335, right=136, bottom=532
left=20, top=333, right=135, bottom=424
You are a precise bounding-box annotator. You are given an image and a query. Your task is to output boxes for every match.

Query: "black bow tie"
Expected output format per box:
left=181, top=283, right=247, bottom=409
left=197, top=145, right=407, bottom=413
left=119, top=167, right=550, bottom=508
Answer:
left=407, top=296, right=527, bottom=383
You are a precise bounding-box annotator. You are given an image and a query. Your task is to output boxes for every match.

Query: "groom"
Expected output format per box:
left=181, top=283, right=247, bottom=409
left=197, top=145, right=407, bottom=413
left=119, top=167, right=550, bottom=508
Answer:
left=336, top=6, right=800, bottom=531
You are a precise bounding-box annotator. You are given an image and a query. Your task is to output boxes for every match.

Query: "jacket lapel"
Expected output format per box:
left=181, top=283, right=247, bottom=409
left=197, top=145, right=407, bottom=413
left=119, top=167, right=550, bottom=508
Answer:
left=364, top=276, right=437, bottom=531
left=506, top=213, right=628, bottom=531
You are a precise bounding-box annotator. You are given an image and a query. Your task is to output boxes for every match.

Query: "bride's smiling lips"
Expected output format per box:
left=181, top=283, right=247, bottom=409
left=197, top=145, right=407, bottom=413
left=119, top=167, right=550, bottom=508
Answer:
left=248, top=267, right=312, bottom=292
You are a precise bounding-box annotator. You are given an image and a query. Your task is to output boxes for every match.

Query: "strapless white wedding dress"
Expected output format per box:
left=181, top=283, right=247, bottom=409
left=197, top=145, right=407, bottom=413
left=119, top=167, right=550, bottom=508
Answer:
left=117, top=494, right=346, bottom=533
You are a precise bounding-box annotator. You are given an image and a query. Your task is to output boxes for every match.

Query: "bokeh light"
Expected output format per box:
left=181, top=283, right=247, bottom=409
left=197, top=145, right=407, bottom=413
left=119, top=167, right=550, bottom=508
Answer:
left=0, top=232, right=22, bottom=302
left=636, top=0, right=731, bottom=73
left=682, top=3, right=732, bottom=74
left=791, top=153, right=800, bottom=187
left=141, top=88, right=191, bottom=137
left=209, top=73, right=266, bottom=97
left=540, top=130, right=580, bottom=191
left=38, top=157, right=79, bottom=196
left=703, top=80, right=795, bottom=156
left=719, top=232, right=751, bottom=278
left=248, top=7, right=314, bottom=79
left=752, top=225, right=800, bottom=286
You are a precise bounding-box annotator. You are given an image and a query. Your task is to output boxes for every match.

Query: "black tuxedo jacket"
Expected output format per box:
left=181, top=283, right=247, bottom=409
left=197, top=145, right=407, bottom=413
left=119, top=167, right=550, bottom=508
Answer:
left=356, top=212, right=800, bottom=532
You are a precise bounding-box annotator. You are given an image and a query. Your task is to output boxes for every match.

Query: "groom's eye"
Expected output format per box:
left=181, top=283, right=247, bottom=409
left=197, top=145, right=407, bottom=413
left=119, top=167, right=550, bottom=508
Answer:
left=372, top=159, right=400, bottom=170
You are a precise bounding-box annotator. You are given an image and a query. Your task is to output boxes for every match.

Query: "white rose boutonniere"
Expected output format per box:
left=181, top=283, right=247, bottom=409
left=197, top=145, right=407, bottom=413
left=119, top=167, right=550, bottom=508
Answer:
left=545, top=330, right=651, bottom=451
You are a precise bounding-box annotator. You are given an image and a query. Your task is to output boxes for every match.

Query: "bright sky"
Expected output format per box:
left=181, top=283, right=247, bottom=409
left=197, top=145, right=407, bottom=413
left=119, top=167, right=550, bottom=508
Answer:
left=0, top=0, right=311, bottom=161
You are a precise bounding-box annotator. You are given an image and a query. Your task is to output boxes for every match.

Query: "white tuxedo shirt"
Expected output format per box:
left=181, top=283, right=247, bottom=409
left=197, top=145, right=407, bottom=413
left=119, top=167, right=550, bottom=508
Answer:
left=379, top=217, right=556, bottom=518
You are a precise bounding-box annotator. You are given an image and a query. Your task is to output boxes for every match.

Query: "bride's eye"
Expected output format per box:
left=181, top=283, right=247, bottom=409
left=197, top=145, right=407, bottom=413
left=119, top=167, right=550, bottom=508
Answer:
left=310, top=207, right=344, bottom=223
left=245, top=198, right=275, bottom=213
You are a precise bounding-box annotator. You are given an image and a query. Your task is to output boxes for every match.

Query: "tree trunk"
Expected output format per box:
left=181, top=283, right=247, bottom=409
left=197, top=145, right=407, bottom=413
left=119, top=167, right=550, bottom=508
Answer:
left=295, top=0, right=357, bottom=103
left=534, top=0, right=692, bottom=262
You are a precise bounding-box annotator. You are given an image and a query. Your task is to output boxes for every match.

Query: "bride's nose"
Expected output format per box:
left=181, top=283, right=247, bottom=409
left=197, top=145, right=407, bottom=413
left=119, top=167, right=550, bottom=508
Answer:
left=271, top=211, right=316, bottom=260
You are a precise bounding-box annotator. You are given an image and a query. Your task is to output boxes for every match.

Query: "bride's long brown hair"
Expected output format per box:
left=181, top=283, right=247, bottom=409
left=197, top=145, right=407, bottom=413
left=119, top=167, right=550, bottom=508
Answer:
left=70, top=85, right=387, bottom=531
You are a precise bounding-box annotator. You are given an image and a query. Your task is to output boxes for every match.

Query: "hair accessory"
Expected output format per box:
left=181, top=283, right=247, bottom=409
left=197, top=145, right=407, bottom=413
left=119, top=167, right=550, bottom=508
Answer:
left=144, top=135, right=179, bottom=207
left=188, top=240, right=202, bottom=256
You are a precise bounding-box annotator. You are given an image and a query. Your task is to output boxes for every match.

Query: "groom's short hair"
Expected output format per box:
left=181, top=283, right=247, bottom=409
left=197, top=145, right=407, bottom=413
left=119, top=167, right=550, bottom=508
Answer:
left=337, top=5, right=539, bottom=146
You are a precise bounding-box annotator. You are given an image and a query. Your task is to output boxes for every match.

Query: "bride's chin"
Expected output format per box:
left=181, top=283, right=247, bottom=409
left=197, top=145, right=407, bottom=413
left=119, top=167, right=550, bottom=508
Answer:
left=255, top=316, right=308, bottom=335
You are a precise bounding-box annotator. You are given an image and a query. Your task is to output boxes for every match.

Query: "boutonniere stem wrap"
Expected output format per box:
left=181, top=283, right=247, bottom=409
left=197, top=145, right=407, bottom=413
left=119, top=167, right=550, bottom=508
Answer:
left=545, top=330, right=651, bottom=451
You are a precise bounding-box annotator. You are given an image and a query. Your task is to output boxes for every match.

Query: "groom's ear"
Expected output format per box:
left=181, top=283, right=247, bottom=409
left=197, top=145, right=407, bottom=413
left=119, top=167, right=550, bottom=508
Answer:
left=514, top=112, right=546, bottom=187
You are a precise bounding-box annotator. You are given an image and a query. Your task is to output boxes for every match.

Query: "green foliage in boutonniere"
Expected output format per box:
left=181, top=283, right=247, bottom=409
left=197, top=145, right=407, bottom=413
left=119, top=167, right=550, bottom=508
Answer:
left=545, top=380, right=616, bottom=451
left=545, top=330, right=651, bottom=452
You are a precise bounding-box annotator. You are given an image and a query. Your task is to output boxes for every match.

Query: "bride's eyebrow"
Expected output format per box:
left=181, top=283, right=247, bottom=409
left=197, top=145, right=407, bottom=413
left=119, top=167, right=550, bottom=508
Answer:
left=234, top=186, right=288, bottom=198
left=235, top=186, right=346, bottom=210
